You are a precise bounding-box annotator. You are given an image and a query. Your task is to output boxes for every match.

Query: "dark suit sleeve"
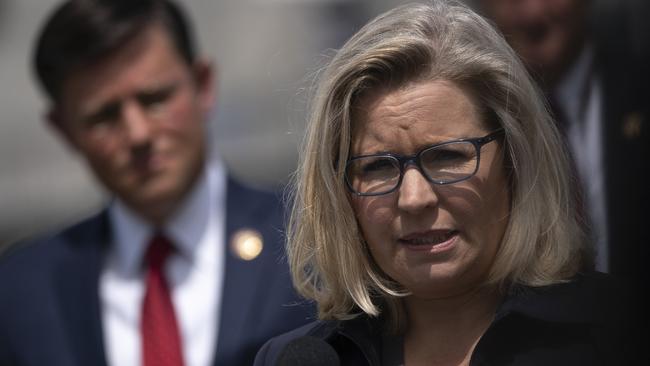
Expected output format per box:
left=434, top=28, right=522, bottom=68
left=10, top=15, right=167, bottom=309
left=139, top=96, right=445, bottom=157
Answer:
left=252, top=321, right=322, bottom=366
left=0, top=213, right=109, bottom=366
left=253, top=338, right=275, bottom=366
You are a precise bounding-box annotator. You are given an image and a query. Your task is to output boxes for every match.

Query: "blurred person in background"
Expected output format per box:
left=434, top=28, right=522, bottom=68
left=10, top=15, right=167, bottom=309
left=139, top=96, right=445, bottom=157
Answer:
left=476, top=0, right=649, bottom=282
left=0, top=0, right=312, bottom=365
left=254, top=2, right=642, bottom=365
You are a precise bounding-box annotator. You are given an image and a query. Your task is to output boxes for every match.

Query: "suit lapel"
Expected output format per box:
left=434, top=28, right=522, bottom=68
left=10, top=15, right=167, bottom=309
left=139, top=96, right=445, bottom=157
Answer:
left=53, top=212, right=110, bottom=366
left=214, top=177, right=283, bottom=365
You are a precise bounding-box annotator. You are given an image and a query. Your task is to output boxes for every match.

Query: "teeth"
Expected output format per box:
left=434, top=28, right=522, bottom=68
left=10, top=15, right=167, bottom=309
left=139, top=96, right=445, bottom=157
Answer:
left=404, top=231, right=453, bottom=245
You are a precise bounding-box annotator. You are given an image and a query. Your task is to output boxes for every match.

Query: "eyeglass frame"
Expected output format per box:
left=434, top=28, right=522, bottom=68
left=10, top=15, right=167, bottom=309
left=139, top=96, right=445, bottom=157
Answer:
left=344, top=129, right=505, bottom=196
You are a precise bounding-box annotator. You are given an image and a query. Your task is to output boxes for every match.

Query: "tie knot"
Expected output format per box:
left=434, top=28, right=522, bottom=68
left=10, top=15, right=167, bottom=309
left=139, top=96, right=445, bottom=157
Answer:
left=145, top=234, right=173, bottom=270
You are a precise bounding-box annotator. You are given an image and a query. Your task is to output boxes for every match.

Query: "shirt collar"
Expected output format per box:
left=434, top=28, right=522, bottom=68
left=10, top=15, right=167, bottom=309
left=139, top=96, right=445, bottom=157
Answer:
left=108, top=159, right=226, bottom=275
left=108, top=199, right=151, bottom=275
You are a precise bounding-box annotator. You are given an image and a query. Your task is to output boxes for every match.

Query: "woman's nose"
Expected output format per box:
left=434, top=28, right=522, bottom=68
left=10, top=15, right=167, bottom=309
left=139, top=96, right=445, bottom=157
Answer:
left=397, top=166, right=439, bottom=213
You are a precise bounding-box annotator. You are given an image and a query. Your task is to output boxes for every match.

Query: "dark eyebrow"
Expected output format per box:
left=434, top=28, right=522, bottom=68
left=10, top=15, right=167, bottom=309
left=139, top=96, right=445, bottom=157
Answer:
left=352, top=140, right=451, bottom=158
left=368, top=150, right=393, bottom=156
left=79, top=81, right=181, bottom=126
left=135, top=82, right=179, bottom=103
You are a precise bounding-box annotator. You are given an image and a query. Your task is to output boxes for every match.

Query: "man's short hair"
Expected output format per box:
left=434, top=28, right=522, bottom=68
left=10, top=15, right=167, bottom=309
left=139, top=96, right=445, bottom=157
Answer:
left=33, top=0, right=196, bottom=102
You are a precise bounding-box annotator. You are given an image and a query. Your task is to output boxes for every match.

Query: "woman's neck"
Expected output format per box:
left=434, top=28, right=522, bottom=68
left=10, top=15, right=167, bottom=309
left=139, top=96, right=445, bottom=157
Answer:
left=403, top=286, right=502, bottom=366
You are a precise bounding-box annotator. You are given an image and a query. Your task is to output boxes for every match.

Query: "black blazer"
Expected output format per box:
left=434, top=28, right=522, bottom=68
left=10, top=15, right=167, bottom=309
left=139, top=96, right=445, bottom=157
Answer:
left=255, top=272, right=645, bottom=366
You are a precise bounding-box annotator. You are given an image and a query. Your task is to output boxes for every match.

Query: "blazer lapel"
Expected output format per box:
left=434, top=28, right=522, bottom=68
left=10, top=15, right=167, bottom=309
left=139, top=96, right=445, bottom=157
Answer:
left=53, top=212, right=110, bottom=366
left=214, top=177, right=284, bottom=365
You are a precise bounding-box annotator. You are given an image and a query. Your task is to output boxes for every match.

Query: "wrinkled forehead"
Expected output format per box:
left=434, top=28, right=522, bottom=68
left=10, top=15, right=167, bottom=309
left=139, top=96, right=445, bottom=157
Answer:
left=348, top=80, right=489, bottom=156
left=350, top=79, right=490, bottom=136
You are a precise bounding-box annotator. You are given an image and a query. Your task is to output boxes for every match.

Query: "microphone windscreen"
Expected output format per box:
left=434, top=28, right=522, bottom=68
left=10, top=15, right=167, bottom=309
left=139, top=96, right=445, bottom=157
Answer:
left=275, top=335, right=341, bottom=366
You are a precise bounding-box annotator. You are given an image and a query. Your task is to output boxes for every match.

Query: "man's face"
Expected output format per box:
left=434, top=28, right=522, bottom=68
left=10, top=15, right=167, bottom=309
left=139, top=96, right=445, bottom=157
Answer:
left=52, top=23, right=214, bottom=224
left=480, top=0, right=588, bottom=87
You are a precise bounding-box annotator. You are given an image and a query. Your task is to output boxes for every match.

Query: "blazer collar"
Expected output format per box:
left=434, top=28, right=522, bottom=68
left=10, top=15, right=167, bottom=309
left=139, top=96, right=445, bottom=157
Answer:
left=53, top=211, right=110, bottom=366
left=302, top=272, right=628, bottom=366
left=214, top=176, right=284, bottom=364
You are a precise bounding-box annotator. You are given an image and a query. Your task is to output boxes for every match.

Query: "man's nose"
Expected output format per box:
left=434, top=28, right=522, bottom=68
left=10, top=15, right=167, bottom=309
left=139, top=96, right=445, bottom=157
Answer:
left=122, top=100, right=153, bottom=146
left=397, top=166, right=439, bottom=213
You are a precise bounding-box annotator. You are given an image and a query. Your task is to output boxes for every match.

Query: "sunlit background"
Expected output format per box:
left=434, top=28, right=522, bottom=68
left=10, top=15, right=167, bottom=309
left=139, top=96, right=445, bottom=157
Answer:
left=0, top=0, right=643, bottom=248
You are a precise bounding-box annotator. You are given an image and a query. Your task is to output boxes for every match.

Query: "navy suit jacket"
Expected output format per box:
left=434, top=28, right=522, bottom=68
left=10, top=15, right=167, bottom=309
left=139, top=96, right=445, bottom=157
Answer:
left=0, top=176, right=315, bottom=366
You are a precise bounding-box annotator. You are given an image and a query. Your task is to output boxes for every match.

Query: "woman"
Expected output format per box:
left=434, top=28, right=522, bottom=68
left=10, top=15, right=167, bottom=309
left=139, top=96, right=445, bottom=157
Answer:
left=255, top=1, right=641, bottom=365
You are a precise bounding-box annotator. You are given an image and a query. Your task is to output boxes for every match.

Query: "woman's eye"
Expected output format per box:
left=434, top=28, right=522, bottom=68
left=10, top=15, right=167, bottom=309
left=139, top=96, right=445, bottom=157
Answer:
left=432, top=149, right=466, bottom=161
left=362, top=158, right=395, bottom=173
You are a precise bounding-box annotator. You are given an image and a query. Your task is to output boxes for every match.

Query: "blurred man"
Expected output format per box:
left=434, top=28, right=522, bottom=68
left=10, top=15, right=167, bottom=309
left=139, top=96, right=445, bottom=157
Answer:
left=0, top=1, right=312, bottom=365
left=477, top=0, right=649, bottom=279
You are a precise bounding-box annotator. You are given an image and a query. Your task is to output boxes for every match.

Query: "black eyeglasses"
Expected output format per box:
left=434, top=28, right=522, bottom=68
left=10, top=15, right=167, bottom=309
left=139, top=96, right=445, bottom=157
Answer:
left=345, top=130, right=504, bottom=196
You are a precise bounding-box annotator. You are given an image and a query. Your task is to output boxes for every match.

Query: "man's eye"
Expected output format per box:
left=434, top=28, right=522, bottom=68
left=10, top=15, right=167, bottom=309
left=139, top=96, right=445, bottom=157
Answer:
left=85, top=104, right=120, bottom=127
left=139, top=86, right=175, bottom=108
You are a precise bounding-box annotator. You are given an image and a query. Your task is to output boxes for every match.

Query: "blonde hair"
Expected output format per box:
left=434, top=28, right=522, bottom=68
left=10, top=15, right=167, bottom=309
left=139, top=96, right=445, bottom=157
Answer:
left=287, top=0, right=590, bottom=324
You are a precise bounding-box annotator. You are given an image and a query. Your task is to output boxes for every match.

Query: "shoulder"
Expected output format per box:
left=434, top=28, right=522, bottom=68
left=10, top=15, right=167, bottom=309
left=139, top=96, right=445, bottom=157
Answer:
left=501, top=272, right=646, bottom=362
left=225, top=175, right=286, bottom=227
left=506, top=272, right=637, bottom=324
left=226, top=175, right=285, bottom=209
left=0, top=212, right=108, bottom=363
left=0, top=211, right=108, bottom=289
left=254, top=320, right=336, bottom=366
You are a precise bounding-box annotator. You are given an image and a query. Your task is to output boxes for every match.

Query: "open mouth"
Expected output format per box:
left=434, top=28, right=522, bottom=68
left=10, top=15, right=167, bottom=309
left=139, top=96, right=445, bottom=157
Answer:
left=399, top=230, right=458, bottom=246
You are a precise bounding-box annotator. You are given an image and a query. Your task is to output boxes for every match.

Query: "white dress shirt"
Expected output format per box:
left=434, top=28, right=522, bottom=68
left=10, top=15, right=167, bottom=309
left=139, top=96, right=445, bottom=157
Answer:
left=101, top=160, right=226, bottom=366
left=554, top=45, right=608, bottom=272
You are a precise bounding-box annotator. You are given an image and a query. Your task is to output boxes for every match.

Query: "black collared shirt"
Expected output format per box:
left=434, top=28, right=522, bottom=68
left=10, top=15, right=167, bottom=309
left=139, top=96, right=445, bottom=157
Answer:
left=254, top=272, right=646, bottom=365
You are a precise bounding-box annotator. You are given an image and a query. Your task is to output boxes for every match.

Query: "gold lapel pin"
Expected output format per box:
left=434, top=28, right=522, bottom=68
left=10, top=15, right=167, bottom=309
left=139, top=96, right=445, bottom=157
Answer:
left=230, top=229, right=264, bottom=261
left=622, top=112, right=642, bottom=140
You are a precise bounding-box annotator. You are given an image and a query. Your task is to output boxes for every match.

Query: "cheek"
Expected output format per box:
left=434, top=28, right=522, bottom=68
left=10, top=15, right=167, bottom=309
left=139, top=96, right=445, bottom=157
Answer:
left=163, top=97, right=205, bottom=141
left=468, top=180, right=510, bottom=250
left=167, top=99, right=193, bottom=125
left=351, top=197, right=398, bottom=272
left=75, top=132, right=122, bottom=164
left=352, top=197, right=395, bottom=240
left=446, top=171, right=510, bottom=245
left=170, top=88, right=204, bottom=120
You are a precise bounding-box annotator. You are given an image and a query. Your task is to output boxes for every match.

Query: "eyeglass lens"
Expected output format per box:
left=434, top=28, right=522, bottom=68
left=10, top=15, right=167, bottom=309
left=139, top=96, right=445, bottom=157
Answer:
left=346, top=141, right=479, bottom=195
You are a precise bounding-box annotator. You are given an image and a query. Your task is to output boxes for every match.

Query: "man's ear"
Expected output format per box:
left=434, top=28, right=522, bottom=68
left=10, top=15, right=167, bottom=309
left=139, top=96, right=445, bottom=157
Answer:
left=192, top=59, right=217, bottom=113
left=47, top=107, right=79, bottom=151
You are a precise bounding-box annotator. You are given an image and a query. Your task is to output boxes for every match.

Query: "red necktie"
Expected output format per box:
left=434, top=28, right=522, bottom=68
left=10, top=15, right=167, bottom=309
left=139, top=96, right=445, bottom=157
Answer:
left=141, top=235, right=184, bottom=366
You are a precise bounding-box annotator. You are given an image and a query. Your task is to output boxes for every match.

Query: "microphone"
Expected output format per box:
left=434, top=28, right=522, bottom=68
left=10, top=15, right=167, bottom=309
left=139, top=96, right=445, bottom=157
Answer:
left=275, top=335, right=341, bottom=366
